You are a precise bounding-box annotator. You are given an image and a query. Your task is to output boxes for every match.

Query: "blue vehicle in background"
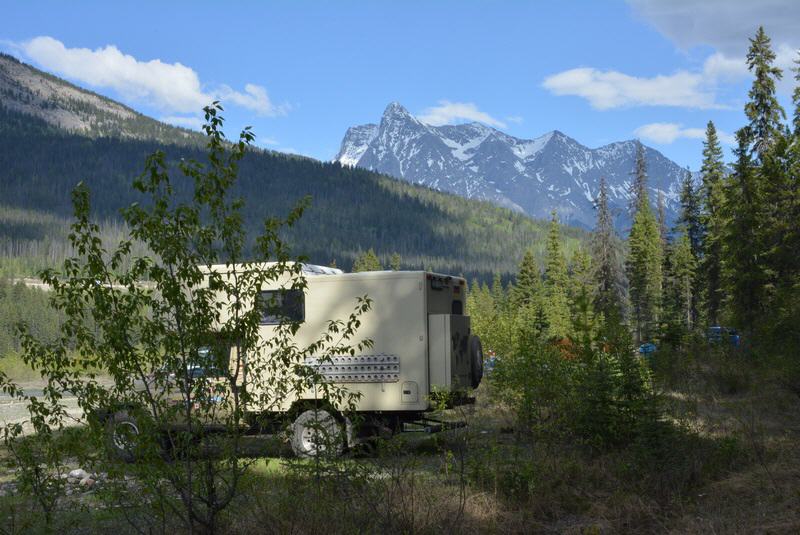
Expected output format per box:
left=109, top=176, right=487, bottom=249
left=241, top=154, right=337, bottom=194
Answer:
left=638, top=342, right=657, bottom=355
left=706, top=326, right=741, bottom=347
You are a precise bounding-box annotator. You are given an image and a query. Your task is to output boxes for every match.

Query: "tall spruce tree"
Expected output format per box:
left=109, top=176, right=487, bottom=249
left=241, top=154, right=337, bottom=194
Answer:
left=569, top=248, right=597, bottom=346
left=722, top=130, right=765, bottom=333
left=629, top=140, right=648, bottom=214
left=544, top=211, right=571, bottom=339
left=721, top=27, right=787, bottom=333
left=678, top=167, right=703, bottom=259
left=491, top=273, right=507, bottom=311
left=676, top=166, right=702, bottom=325
left=626, top=158, right=663, bottom=344
left=793, top=53, right=800, bottom=135
left=744, top=26, right=786, bottom=161
left=756, top=49, right=796, bottom=318
left=592, top=176, right=625, bottom=318
left=665, top=229, right=697, bottom=335
left=700, top=121, right=726, bottom=325
left=657, top=190, right=668, bottom=245
left=514, top=249, right=542, bottom=306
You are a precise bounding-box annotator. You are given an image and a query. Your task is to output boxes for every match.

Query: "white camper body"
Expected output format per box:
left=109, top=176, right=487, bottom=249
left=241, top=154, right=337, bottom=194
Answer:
left=100, top=264, right=484, bottom=461
left=206, top=264, right=482, bottom=416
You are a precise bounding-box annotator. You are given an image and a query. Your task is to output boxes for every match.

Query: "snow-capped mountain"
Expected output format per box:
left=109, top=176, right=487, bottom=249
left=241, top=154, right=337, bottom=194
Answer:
left=335, top=102, right=688, bottom=229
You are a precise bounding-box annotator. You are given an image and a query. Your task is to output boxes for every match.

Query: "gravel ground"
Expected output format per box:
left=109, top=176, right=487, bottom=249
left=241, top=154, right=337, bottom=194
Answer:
left=0, top=382, right=88, bottom=434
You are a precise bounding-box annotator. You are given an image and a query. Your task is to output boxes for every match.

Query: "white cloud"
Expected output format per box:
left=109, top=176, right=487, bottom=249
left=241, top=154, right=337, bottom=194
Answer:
left=417, top=100, right=506, bottom=128
left=505, top=115, right=524, bottom=124
left=542, top=44, right=798, bottom=110
left=217, top=83, right=290, bottom=117
left=20, top=36, right=287, bottom=116
left=635, top=122, right=735, bottom=145
left=702, top=52, right=748, bottom=82
left=542, top=67, right=721, bottom=110
left=627, top=0, right=800, bottom=56
left=628, top=0, right=799, bottom=94
left=546, top=1, right=800, bottom=110
left=697, top=45, right=797, bottom=92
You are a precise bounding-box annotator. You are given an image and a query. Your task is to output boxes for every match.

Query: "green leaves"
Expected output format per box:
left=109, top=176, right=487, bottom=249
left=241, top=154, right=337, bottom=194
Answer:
left=2, top=107, right=372, bottom=533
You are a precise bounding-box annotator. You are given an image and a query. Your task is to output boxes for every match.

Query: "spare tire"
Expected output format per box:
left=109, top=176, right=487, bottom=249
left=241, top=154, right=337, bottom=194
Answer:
left=469, top=335, right=484, bottom=389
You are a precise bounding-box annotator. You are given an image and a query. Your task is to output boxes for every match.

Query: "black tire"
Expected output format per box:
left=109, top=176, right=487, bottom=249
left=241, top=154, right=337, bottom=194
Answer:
left=105, top=410, right=141, bottom=463
left=469, top=335, right=484, bottom=389
left=290, top=409, right=345, bottom=458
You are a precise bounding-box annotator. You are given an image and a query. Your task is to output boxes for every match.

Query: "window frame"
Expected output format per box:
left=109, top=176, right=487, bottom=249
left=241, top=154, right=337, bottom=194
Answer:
left=257, top=289, right=305, bottom=325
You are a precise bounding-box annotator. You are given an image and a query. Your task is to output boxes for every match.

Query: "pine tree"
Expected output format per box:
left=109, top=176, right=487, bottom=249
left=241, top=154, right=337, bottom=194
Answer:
left=700, top=121, right=726, bottom=325
left=352, top=248, right=382, bottom=272
left=675, top=167, right=702, bottom=325
left=722, top=130, right=765, bottom=333
left=657, top=190, right=668, bottom=245
left=543, top=211, right=571, bottom=339
left=389, top=252, right=401, bottom=271
left=793, top=52, right=800, bottom=135
left=678, top=167, right=702, bottom=259
left=514, top=249, right=542, bottom=306
left=720, top=27, right=787, bottom=333
left=569, top=248, right=597, bottom=347
left=664, top=230, right=696, bottom=336
left=629, top=140, right=648, bottom=214
left=491, top=273, right=507, bottom=312
left=569, top=247, right=593, bottom=308
left=744, top=26, right=786, bottom=162
left=767, top=69, right=800, bottom=343
left=626, top=160, right=663, bottom=344
left=591, top=176, right=625, bottom=318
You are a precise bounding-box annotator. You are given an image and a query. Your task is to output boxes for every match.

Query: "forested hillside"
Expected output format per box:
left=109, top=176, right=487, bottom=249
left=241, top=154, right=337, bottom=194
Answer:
left=0, top=105, right=585, bottom=279
left=0, top=52, right=205, bottom=146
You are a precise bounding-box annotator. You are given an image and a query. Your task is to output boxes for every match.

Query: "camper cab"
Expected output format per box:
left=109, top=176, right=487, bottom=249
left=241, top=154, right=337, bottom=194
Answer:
left=209, top=263, right=484, bottom=455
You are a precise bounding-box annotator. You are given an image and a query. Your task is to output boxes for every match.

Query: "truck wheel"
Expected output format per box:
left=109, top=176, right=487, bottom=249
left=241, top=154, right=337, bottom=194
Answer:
left=105, top=410, right=141, bottom=463
left=469, top=335, right=484, bottom=389
left=291, top=409, right=344, bottom=458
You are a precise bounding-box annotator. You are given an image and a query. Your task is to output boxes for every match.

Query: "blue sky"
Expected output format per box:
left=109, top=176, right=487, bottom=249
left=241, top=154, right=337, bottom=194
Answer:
left=2, top=0, right=798, bottom=169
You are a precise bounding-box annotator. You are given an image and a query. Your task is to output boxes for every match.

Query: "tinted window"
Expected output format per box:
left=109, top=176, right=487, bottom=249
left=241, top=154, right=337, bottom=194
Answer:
left=451, top=300, right=463, bottom=315
left=258, top=290, right=305, bottom=324
left=189, top=345, right=226, bottom=378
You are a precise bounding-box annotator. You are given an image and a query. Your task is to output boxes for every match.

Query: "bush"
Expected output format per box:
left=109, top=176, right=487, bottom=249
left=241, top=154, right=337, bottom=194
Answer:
left=491, top=308, right=661, bottom=451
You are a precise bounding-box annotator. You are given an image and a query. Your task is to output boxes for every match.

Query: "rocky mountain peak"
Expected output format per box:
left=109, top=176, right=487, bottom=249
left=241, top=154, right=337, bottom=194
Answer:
left=334, top=102, right=688, bottom=229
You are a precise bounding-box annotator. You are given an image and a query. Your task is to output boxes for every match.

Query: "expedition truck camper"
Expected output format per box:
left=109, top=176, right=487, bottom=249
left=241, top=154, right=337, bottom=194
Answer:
left=216, top=263, right=483, bottom=457
left=101, top=264, right=484, bottom=459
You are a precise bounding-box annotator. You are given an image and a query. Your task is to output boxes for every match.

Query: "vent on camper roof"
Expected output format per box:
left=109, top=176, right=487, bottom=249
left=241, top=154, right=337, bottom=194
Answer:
left=301, top=264, right=343, bottom=275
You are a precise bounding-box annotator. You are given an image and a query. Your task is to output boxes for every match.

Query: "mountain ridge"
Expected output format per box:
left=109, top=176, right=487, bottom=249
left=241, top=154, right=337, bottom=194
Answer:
left=336, top=102, right=689, bottom=229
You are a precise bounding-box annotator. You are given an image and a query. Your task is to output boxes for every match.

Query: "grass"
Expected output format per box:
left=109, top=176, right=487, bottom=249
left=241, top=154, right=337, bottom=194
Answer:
left=0, top=347, right=799, bottom=533
left=0, top=352, right=41, bottom=383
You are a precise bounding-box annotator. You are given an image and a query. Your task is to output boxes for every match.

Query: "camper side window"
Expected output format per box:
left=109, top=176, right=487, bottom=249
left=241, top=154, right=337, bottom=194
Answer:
left=258, top=290, right=305, bottom=325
